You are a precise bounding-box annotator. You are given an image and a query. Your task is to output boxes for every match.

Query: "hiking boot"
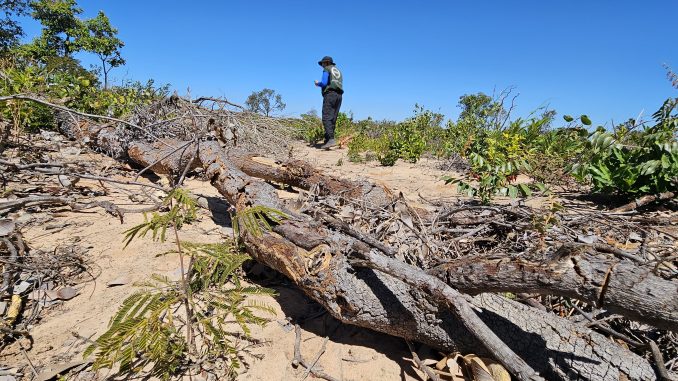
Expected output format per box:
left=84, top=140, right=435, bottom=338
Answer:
left=320, top=139, right=336, bottom=150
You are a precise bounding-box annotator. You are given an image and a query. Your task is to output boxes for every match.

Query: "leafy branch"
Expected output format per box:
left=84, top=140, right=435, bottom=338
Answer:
left=86, top=189, right=276, bottom=380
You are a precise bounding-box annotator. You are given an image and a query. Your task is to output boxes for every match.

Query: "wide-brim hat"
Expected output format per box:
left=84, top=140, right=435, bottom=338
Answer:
left=318, top=56, right=335, bottom=66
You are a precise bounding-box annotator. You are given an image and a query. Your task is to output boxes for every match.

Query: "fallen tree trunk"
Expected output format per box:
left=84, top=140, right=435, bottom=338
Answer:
left=227, top=151, right=395, bottom=208
left=429, top=243, right=678, bottom=332
left=125, top=140, right=657, bottom=381
left=612, top=192, right=676, bottom=213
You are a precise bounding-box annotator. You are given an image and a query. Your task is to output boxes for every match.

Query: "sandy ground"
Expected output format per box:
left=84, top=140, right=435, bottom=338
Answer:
left=291, top=143, right=461, bottom=207
left=1, top=142, right=470, bottom=380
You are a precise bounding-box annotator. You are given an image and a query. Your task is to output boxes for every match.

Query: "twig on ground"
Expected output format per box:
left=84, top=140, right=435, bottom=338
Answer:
left=291, top=325, right=339, bottom=381
left=20, top=345, right=38, bottom=378
left=648, top=340, right=675, bottom=381
left=406, top=340, right=442, bottom=381
left=300, top=336, right=329, bottom=381
left=292, top=324, right=302, bottom=368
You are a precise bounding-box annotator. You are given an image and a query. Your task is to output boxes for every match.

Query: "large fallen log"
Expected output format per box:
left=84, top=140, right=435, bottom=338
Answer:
left=429, top=243, right=678, bottom=332
left=227, top=151, right=395, bottom=208
left=8, top=94, right=659, bottom=380
left=125, top=140, right=657, bottom=381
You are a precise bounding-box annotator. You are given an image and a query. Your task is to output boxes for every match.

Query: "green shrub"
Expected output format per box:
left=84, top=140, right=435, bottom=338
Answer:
left=571, top=99, right=678, bottom=197
left=345, top=106, right=441, bottom=166
left=86, top=189, right=277, bottom=380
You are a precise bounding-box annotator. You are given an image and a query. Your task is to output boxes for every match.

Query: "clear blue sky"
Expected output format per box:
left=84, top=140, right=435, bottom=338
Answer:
left=18, top=1, right=678, bottom=125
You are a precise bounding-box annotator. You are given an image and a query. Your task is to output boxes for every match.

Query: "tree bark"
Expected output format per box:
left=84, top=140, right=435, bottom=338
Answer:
left=125, top=140, right=657, bottom=381
left=612, top=192, right=676, bottom=213
left=429, top=243, right=678, bottom=332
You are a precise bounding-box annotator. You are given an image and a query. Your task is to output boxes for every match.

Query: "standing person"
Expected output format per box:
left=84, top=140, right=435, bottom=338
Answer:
left=314, top=56, right=343, bottom=149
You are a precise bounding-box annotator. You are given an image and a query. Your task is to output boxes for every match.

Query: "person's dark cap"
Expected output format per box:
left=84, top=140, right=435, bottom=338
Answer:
left=318, top=56, right=335, bottom=66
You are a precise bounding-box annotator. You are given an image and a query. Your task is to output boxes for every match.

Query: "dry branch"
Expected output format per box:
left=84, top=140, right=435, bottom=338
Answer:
left=13, top=98, right=670, bottom=380
left=612, top=192, right=676, bottom=213
left=352, top=249, right=543, bottom=381
left=126, top=140, right=657, bottom=381
left=429, top=243, right=678, bottom=331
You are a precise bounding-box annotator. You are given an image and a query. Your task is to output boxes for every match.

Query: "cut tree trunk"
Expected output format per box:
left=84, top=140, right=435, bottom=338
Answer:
left=429, top=243, right=678, bottom=332
left=227, top=151, right=396, bottom=208
left=612, top=192, right=676, bottom=213
left=124, top=140, right=657, bottom=381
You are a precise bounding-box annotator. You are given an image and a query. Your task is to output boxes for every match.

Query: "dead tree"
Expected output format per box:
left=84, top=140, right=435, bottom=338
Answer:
left=3, top=96, right=672, bottom=380
left=126, top=140, right=658, bottom=381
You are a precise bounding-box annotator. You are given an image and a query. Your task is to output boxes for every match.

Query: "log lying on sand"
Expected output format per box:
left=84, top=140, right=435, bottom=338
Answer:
left=227, top=151, right=395, bottom=207
left=429, top=243, right=678, bottom=332
left=126, top=140, right=657, bottom=381
left=611, top=192, right=676, bottom=213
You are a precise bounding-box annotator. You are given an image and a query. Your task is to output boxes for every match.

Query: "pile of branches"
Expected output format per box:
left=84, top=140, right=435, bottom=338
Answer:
left=1, top=94, right=677, bottom=381
left=311, top=187, right=678, bottom=370
left=1, top=94, right=294, bottom=161
left=0, top=222, right=90, bottom=350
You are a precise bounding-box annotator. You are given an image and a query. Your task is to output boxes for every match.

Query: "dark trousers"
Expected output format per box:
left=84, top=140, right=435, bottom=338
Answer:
left=322, top=91, right=342, bottom=142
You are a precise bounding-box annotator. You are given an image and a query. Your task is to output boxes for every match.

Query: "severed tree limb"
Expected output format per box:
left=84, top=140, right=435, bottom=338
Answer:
left=611, top=192, right=676, bottom=213
left=429, top=243, right=678, bottom=332
left=86, top=138, right=661, bottom=380
left=227, top=150, right=395, bottom=208
left=351, top=249, right=544, bottom=381
left=131, top=139, right=196, bottom=181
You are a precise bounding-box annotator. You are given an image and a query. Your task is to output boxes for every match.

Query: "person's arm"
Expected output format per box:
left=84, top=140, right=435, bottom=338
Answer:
left=314, top=71, right=329, bottom=87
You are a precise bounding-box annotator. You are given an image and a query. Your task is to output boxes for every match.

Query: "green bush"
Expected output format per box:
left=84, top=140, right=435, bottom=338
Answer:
left=345, top=106, right=441, bottom=166
left=572, top=99, right=678, bottom=197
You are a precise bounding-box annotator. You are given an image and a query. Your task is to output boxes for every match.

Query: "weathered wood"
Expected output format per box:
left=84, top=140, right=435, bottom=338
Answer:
left=105, top=139, right=661, bottom=380
left=128, top=140, right=199, bottom=178
left=227, top=151, right=395, bottom=208
left=429, top=243, right=678, bottom=332
left=612, top=192, right=676, bottom=213
left=352, top=249, right=544, bottom=381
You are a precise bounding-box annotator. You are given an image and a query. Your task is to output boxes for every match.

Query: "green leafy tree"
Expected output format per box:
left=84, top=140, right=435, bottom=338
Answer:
left=245, top=88, right=285, bottom=116
left=0, top=0, right=29, bottom=52
left=457, top=92, right=495, bottom=121
left=76, top=11, right=124, bottom=88
left=29, top=0, right=84, bottom=57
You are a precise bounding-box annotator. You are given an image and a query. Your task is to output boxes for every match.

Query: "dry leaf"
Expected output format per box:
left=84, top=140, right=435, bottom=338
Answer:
left=463, top=355, right=493, bottom=381
left=446, top=355, right=466, bottom=381
left=57, top=287, right=78, bottom=300
left=0, top=219, right=15, bottom=237
left=421, top=358, right=438, bottom=366
left=482, top=358, right=511, bottom=381
left=435, top=356, right=448, bottom=370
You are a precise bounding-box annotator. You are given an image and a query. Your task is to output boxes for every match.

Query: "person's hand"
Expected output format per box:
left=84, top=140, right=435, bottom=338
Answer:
left=314, top=80, right=318, bottom=86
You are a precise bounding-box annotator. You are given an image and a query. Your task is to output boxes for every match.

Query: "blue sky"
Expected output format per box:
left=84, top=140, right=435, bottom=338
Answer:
left=18, top=1, right=678, bottom=125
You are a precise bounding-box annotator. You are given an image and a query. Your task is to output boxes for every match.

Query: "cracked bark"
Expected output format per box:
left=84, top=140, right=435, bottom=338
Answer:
left=429, top=243, right=678, bottom=332
left=122, top=140, right=657, bottom=381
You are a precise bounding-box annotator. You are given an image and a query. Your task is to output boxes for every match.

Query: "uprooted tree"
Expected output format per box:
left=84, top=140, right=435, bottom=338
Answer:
left=1, top=94, right=677, bottom=381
